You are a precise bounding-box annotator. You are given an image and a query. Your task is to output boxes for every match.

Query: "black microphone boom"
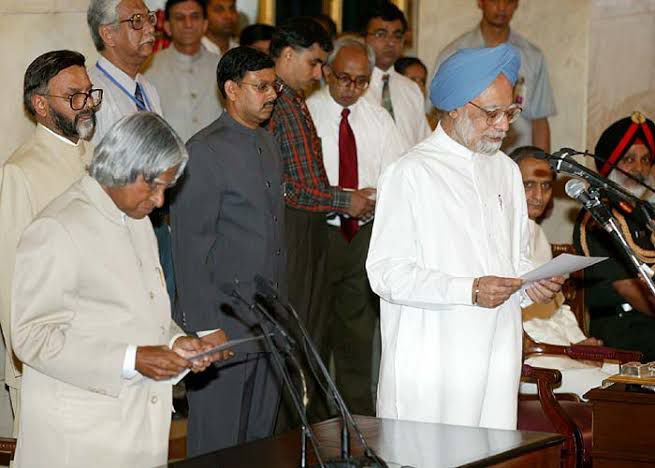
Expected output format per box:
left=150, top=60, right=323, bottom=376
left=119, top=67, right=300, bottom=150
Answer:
left=254, top=274, right=388, bottom=468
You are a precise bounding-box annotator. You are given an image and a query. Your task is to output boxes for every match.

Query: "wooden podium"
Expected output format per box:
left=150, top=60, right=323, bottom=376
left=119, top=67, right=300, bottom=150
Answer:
left=167, top=416, right=563, bottom=467
left=586, top=383, right=655, bottom=467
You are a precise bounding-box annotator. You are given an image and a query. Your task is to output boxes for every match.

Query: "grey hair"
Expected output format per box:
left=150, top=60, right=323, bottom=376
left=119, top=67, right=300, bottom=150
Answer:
left=326, top=36, right=376, bottom=73
left=89, top=112, right=188, bottom=187
left=87, top=0, right=122, bottom=51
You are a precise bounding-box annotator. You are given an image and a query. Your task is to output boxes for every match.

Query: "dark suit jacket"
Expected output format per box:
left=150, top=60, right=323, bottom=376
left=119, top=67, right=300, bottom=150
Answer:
left=171, top=112, right=286, bottom=350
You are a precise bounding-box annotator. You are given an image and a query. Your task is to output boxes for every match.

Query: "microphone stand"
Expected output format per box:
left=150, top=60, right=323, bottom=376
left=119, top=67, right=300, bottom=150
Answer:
left=227, top=287, right=325, bottom=468
left=254, top=275, right=388, bottom=468
left=580, top=187, right=655, bottom=296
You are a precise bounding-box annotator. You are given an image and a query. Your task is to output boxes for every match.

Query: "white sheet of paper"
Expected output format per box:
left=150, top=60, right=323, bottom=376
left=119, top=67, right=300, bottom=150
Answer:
left=521, top=253, right=607, bottom=283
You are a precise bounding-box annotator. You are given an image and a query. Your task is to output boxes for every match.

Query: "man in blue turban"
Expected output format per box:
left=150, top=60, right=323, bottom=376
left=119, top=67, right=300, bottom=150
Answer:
left=366, top=44, right=564, bottom=430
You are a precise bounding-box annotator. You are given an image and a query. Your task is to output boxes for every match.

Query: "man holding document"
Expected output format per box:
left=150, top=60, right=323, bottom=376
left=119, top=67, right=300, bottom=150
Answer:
left=366, top=44, right=564, bottom=430
left=11, top=112, right=229, bottom=468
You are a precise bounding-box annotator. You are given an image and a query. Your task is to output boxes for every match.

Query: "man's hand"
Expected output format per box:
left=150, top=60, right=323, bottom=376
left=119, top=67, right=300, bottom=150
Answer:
left=474, top=276, right=523, bottom=308
left=526, top=276, right=565, bottom=304
left=345, top=188, right=376, bottom=218
left=576, top=337, right=603, bottom=347
left=200, top=329, right=234, bottom=362
left=172, top=336, right=213, bottom=373
left=135, top=345, right=191, bottom=380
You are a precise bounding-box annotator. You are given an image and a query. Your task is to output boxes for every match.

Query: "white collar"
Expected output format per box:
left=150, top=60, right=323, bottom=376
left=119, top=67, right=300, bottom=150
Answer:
left=372, top=66, right=397, bottom=83
left=37, top=123, right=80, bottom=147
left=97, top=56, right=142, bottom=89
left=430, top=123, right=475, bottom=160
left=317, top=86, right=363, bottom=122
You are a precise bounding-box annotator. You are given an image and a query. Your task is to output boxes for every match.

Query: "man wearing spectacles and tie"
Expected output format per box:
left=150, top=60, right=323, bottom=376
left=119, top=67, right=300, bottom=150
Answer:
left=87, top=0, right=162, bottom=145
left=88, top=0, right=177, bottom=306
left=306, top=37, right=407, bottom=417
left=0, top=50, right=100, bottom=437
left=362, top=3, right=431, bottom=148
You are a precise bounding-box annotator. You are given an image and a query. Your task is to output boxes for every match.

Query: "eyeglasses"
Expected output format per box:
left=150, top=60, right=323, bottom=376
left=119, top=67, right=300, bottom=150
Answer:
left=324, top=67, right=370, bottom=90
left=367, top=30, right=405, bottom=42
left=467, top=101, right=522, bottom=125
left=240, top=81, right=284, bottom=94
left=117, top=11, right=157, bottom=30
left=40, top=88, right=103, bottom=111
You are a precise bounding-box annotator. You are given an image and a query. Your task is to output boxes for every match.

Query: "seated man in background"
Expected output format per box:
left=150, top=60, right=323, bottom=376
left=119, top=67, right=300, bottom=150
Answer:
left=511, top=145, right=618, bottom=398
left=574, top=112, right=655, bottom=362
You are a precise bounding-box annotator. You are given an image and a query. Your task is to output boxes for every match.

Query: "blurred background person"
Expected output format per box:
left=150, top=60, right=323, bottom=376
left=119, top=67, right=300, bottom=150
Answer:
left=145, top=0, right=223, bottom=142
left=202, top=0, right=239, bottom=56
left=239, top=23, right=275, bottom=55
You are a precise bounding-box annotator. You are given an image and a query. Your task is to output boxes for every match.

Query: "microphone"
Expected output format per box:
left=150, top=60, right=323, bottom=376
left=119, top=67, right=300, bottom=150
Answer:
left=548, top=149, right=638, bottom=213
left=221, top=282, right=324, bottom=467
left=254, top=274, right=388, bottom=468
left=565, top=179, right=613, bottom=232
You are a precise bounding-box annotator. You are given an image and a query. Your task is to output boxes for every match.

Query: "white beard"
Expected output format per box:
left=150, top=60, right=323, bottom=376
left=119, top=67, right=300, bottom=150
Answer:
left=452, top=109, right=505, bottom=155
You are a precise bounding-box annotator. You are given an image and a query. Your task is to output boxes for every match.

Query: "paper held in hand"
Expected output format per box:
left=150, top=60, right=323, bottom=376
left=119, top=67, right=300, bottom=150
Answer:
left=189, top=334, right=270, bottom=362
left=521, top=253, right=607, bottom=283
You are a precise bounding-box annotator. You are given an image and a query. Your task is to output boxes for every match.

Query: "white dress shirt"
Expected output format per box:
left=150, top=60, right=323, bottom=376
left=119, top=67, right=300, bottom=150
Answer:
left=364, top=66, right=431, bottom=148
left=366, top=123, right=534, bottom=430
left=201, top=36, right=239, bottom=57
left=89, top=56, right=163, bottom=145
left=307, top=86, right=408, bottom=226
left=144, top=45, right=223, bottom=142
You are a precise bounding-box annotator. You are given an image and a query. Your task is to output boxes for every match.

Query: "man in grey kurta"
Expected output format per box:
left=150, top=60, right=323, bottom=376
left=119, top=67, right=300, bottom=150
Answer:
left=170, top=47, right=285, bottom=456
left=144, top=0, right=222, bottom=142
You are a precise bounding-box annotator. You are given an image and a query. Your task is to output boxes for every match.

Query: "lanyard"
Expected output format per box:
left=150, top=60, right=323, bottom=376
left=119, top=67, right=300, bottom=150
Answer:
left=95, top=62, right=152, bottom=112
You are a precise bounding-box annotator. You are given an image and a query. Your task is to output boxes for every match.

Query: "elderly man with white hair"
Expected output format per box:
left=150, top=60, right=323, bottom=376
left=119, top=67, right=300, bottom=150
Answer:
left=366, top=44, right=564, bottom=430
left=11, top=113, right=230, bottom=468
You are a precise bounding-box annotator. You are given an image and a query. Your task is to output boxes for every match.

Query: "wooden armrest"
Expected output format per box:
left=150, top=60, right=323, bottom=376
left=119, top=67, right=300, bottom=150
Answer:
left=524, top=331, right=643, bottom=364
left=521, top=363, right=562, bottom=385
left=0, top=437, right=16, bottom=464
left=566, top=345, right=642, bottom=363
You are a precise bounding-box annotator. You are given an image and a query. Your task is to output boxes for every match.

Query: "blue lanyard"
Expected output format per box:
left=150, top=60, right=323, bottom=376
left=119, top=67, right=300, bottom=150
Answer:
left=95, top=62, right=152, bottom=112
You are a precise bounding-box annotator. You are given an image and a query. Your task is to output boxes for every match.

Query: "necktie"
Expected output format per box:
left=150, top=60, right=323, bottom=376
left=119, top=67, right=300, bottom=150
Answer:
left=339, top=108, right=359, bottom=242
left=381, top=74, right=394, bottom=121
left=134, top=82, right=147, bottom=111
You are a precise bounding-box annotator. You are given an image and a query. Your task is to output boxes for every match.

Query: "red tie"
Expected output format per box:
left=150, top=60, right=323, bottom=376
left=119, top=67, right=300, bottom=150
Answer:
left=339, top=108, right=359, bottom=242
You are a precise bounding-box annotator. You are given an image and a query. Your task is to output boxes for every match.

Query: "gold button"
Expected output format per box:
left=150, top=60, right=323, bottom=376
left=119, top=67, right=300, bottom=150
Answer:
left=190, top=92, right=197, bottom=99
left=149, top=292, right=155, bottom=299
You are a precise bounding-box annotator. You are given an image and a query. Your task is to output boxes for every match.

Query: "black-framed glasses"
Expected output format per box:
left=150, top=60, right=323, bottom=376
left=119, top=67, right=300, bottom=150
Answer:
left=467, top=101, right=522, bottom=125
left=367, top=30, right=405, bottom=42
left=240, top=81, right=284, bottom=94
left=40, top=88, right=103, bottom=111
left=117, top=11, right=157, bottom=30
left=324, top=66, right=370, bottom=90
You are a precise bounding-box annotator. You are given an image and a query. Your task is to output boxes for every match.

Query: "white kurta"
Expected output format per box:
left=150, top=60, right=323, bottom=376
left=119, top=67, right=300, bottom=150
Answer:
left=366, top=124, right=534, bottom=430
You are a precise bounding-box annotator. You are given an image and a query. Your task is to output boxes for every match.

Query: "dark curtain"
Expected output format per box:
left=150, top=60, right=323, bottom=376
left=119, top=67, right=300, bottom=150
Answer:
left=342, top=0, right=390, bottom=34
left=275, top=0, right=323, bottom=24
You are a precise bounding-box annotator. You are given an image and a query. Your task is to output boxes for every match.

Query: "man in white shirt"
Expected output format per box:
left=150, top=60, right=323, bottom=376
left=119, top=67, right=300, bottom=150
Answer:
left=0, top=50, right=99, bottom=436
left=87, top=0, right=174, bottom=307
left=510, top=146, right=616, bottom=398
left=87, top=0, right=164, bottom=145
left=432, top=0, right=556, bottom=153
left=362, top=4, right=430, bottom=147
left=201, top=0, right=239, bottom=57
left=307, top=37, right=407, bottom=415
left=366, top=44, right=564, bottom=430
left=145, top=0, right=222, bottom=142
